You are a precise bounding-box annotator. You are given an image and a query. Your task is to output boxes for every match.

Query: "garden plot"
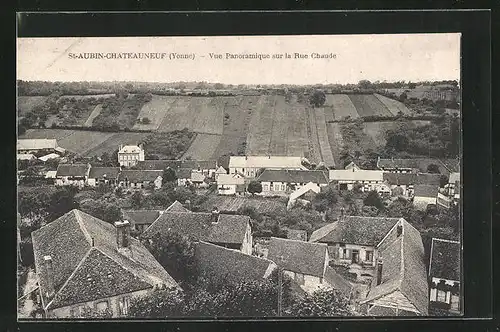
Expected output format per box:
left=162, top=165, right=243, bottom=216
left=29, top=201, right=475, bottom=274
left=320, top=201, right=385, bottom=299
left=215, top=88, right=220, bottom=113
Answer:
left=326, top=94, right=359, bottom=120
left=245, top=95, right=276, bottom=155
left=133, top=95, right=178, bottom=131
left=314, top=108, right=336, bottom=167
left=181, top=133, right=222, bottom=160
left=374, top=93, right=411, bottom=115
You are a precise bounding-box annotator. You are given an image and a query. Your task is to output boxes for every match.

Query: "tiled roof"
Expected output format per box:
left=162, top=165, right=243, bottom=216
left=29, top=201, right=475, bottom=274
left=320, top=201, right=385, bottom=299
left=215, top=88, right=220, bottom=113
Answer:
left=229, top=156, right=306, bottom=169
left=383, top=173, right=442, bottom=186
left=257, top=169, right=329, bottom=184
left=31, top=210, right=179, bottom=310
left=361, top=220, right=429, bottom=315
left=135, top=159, right=217, bottom=171
left=217, top=173, right=245, bottom=185
left=165, top=200, right=189, bottom=213
left=142, top=212, right=249, bottom=246
left=195, top=241, right=276, bottom=282
left=56, top=164, right=90, bottom=177
left=429, top=238, right=460, bottom=281
left=287, top=229, right=308, bottom=241
left=310, top=217, right=401, bottom=246
left=118, top=170, right=163, bottom=182
left=378, top=158, right=454, bottom=176
left=118, top=145, right=143, bottom=154
left=329, top=169, right=384, bottom=182
left=268, top=237, right=327, bottom=278
left=122, top=210, right=161, bottom=226
left=18, top=139, right=58, bottom=151
left=414, top=185, right=439, bottom=198
left=324, top=265, right=353, bottom=297
left=89, top=167, right=121, bottom=180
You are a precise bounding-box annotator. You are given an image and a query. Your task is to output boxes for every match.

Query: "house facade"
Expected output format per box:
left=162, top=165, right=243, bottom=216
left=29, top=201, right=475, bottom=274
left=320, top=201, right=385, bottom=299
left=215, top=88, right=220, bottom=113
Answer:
left=217, top=173, right=245, bottom=196
left=383, top=172, right=442, bottom=197
left=228, top=156, right=307, bottom=178
left=87, top=167, right=121, bottom=187
left=429, top=238, right=461, bottom=315
left=118, top=170, right=163, bottom=189
left=329, top=169, right=389, bottom=194
left=55, top=164, right=91, bottom=188
left=31, top=210, right=180, bottom=318
left=118, top=144, right=145, bottom=167
left=256, top=169, right=329, bottom=197
left=135, top=160, right=218, bottom=178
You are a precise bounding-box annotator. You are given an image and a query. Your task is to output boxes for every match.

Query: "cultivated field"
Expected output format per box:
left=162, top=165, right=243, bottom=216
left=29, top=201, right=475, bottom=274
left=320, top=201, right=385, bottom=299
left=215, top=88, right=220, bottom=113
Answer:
left=181, top=133, right=222, bottom=160
left=58, top=131, right=115, bottom=155
left=84, top=132, right=150, bottom=157
left=157, top=97, right=193, bottom=132
left=284, top=97, right=309, bottom=158
left=200, top=195, right=287, bottom=215
left=363, top=120, right=431, bottom=146
left=83, top=104, right=103, bottom=127
left=314, top=108, right=336, bottom=167
left=326, top=94, right=359, bottom=119
left=374, top=93, right=411, bottom=115
left=245, top=95, right=275, bottom=155
left=191, top=97, right=224, bottom=135
left=348, top=94, right=392, bottom=117
left=17, top=96, right=48, bottom=117
left=133, top=95, right=178, bottom=131
left=305, top=108, right=322, bottom=164
left=326, top=123, right=344, bottom=168
left=21, top=129, right=75, bottom=141
left=57, top=94, right=115, bottom=101
left=268, top=96, right=288, bottom=156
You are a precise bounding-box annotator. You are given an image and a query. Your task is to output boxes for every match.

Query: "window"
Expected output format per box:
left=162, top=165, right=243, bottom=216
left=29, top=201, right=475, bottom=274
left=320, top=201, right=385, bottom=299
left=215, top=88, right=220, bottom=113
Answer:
left=118, top=296, right=130, bottom=316
left=281, top=184, right=286, bottom=191
left=450, top=294, right=460, bottom=311
left=263, top=184, right=269, bottom=191
left=96, top=300, right=109, bottom=312
left=365, top=251, right=373, bottom=262
left=341, top=248, right=349, bottom=259
left=274, top=184, right=280, bottom=191
left=436, top=290, right=447, bottom=302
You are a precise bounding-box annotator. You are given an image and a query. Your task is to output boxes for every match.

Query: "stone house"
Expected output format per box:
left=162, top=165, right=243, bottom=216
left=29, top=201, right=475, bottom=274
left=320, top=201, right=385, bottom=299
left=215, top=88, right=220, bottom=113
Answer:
left=256, top=169, right=329, bottom=196
left=118, top=170, right=163, bottom=189
left=117, top=144, right=145, bottom=168
left=55, top=164, right=91, bottom=188
left=228, top=156, right=307, bottom=178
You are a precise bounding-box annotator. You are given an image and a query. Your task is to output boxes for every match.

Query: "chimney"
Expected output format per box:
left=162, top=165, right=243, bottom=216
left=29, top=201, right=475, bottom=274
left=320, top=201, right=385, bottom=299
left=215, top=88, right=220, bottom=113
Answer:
left=211, top=207, right=220, bottom=223
left=397, top=224, right=403, bottom=237
left=44, top=255, right=55, bottom=298
left=114, top=220, right=131, bottom=248
left=376, top=258, right=383, bottom=285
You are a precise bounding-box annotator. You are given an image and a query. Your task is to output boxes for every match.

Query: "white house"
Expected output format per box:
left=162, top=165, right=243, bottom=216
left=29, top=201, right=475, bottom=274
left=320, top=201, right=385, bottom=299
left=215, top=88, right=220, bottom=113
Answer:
left=228, top=156, right=307, bottom=178
left=446, top=172, right=460, bottom=200
left=268, top=237, right=352, bottom=297
left=17, top=139, right=60, bottom=154
left=118, top=170, right=163, bottom=189
left=329, top=169, right=389, bottom=194
left=217, top=173, right=245, bottom=196
left=413, top=185, right=439, bottom=211
left=256, top=169, right=329, bottom=196
left=118, top=144, right=145, bottom=167
left=55, top=164, right=91, bottom=188
left=214, top=166, right=228, bottom=180
left=428, top=238, right=461, bottom=315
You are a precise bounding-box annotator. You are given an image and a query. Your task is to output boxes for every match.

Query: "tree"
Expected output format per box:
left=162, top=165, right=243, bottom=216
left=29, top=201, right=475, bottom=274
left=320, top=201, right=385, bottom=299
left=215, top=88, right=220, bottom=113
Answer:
left=47, top=187, right=79, bottom=221
left=142, top=231, right=197, bottom=284
left=129, top=288, right=184, bottom=318
left=162, top=168, right=177, bottom=185
left=79, top=199, right=122, bottom=223
left=309, top=90, right=326, bottom=108
left=247, top=181, right=263, bottom=196
left=385, top=132, right=409, bottom=152
left=286, top=288, right=353, bottom=317
left=363, top=190, right=384, bottom=210
left=358, top=80, right=372, bottom=90
left=131, top=191, right=144, bottom=209
left=427, top=163, right=441, bottom=174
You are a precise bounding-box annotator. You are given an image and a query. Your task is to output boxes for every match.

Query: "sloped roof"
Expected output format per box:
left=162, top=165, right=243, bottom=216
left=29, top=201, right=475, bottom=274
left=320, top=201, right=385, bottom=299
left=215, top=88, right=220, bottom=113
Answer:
left=268, top=237, right=327, bottom=278
left=287, top=229, right=308, bottom=241
left=217, top=173, right=245, bottom=185
left=310, top=217, right=401, bottom=246
left=361, top=220, right=429, bottom=315
left=215, top=166, right=227, bottom=174
left=89, top=167, right=121, bottom=180
left=414, top=185, right=439, bottom=198
left=56, top=164, right=90, bottom=177
left=135, top=159, right=217, bottom=171
left=118, top=170, right=163, bottom=182
left=122, top=210, right=161, bottom=226
left=378, top=158, right=455, bottom=176
left=383, top=173, right=442, bottom=186
left=257, top=169, right=328, bottom=184
left=195, top=241, right=276, bottom=282
left=17, top=153, right=36, bottom=160
left=165, top=200, right=189, bottom=212
left=18, top=139, right=58, bottom=151
left=118, top=145, right=143, bottom=154
left=289, top=182, right=322, bottom=202
left=429, top=238, right=460, bottom=281
left=329, top=169, right=384, bottom=182
left=31, top=209, right=179, bottom=310
left=229, top=156, right=306, bottom=169
left=324, top=265, right=353, bottom=297
left=38, top=153, right=61, bottom=162
left=143, top=211, right=249, bottom=246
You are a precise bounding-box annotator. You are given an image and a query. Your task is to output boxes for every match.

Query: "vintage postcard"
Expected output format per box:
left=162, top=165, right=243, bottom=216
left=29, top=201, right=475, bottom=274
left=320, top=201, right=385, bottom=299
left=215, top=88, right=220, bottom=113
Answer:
left=17, top=34, right=462, bottom=319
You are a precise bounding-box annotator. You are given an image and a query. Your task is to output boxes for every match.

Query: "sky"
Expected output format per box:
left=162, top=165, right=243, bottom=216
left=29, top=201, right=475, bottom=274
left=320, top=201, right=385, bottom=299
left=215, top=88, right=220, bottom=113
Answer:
left=17, top=34, right=460, bottom=85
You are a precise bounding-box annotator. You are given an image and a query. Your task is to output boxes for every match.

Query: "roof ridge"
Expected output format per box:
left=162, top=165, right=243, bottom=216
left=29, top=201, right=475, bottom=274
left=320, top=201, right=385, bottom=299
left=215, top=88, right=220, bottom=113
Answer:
left=73, top=210, right=93, bottom=245
left=271, top=236, right=326, bottom=246
left=45, top=247, right=93, bottom=310
left=399, top=224, right=405, bottom=289
left=433, top=237, right=460, bottom=244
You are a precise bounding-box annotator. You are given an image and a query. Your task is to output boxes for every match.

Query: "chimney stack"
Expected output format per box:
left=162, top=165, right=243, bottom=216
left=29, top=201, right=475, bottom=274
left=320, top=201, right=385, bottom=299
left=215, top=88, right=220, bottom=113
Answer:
left=376, top=258, right=383, bottom=285
left=44, top=255, right=55, bottom=299
left=211, top=207, right=220, bottom=223
left=114, top=220, right=131, bottom=249
left=397, top=224, right=403, bottom=237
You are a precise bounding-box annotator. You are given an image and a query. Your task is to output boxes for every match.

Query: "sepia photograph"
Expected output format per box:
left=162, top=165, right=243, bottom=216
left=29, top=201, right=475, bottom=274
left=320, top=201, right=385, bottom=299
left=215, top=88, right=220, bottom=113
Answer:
left=16, top=33, right=462, bottom=319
